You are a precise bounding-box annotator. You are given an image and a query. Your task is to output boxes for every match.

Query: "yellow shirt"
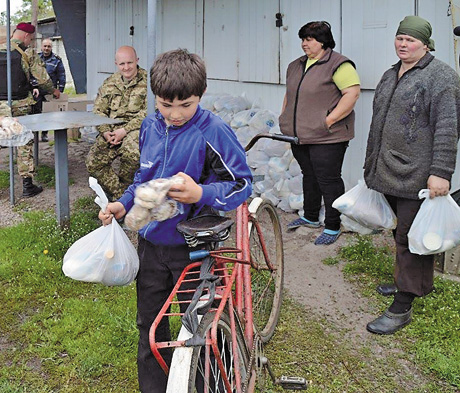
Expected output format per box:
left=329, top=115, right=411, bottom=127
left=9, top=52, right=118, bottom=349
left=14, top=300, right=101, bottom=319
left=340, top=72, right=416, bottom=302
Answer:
left=305, top=59, right=360, bottom=90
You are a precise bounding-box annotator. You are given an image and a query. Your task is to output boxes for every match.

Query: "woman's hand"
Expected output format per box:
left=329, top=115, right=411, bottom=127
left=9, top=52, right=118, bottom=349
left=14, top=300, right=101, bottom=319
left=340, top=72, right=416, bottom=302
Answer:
left=98, top=202, right=126, bottom=226
left=325, top=85, right=361, bottom=128
left=427, top=175, right=450, bottom=199
left=167, top=172, right=203, bottom=204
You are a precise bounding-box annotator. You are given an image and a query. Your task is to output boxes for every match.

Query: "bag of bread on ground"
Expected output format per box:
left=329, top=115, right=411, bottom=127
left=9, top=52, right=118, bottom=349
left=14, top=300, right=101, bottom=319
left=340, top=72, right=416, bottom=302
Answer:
left=125, top=175, right=185, bottom=231
left=62, top=177, right=139, bottom=286
left=0, top=117, right=34, bottom=147
left=332, top=179, right=397, bottom=230
left=408, top=189, right=460, bottom=255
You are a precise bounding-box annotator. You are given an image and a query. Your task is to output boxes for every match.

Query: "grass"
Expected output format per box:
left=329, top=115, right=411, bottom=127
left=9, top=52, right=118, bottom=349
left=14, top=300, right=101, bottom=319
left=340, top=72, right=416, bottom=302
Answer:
left=0, top=199, right=139, bottom=391
left=0, top=169, right=9, bottom=189
left=35, top=164, right=56, bottom=187
left=0, top=207, right=459, bottom=391
left=35, top=163, right=74, bottom=187
left=337, top=236, right=460, bottom=387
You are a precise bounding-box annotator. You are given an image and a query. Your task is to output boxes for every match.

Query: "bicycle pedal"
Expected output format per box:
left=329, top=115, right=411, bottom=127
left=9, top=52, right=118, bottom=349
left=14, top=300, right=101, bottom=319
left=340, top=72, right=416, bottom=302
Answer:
left=277, top=375, right=308, bottom=390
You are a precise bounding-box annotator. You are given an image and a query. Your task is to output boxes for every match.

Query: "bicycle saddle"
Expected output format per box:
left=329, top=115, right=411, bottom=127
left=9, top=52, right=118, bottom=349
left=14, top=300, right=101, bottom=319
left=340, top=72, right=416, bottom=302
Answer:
left=177, top=214, right=234, bottom=246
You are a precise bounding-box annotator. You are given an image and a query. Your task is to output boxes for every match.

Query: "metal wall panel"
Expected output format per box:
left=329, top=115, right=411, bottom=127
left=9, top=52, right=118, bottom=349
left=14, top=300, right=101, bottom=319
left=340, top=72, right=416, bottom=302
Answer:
left=158, top=0, right=199, bottom=54
left=418, top=0, right=456, bottom=69
left=238, top=0, right=280, bottom=83
left=342, top=0, right=414, bottom=89
left=280, top=0, right=341, bottom=84
left=133, top=0, right=149, bottom=70
left=203, top=0, right=239, bottom=80
left=97, top=0, right=117, bottom=73
left=115, top=0, right=134, bottom=49
left=341, top=91, right=373, bottom=189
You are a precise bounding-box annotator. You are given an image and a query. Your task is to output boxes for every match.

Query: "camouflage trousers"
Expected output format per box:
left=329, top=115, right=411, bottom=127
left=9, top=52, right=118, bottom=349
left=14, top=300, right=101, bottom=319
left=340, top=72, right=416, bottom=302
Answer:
left=86, top=130, right=140, bottom=200
left=13, top=105, right=35, bottom=179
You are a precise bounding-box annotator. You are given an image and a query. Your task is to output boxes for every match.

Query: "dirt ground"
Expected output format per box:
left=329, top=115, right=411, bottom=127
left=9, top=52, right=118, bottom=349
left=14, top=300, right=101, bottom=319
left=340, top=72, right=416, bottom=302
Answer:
left=0, top=135, right=443, bottom=390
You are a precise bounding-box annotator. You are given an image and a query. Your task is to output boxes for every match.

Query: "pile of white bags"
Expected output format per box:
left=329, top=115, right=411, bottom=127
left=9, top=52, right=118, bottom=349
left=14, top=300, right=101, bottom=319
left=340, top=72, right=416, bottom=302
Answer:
left=205, top=92, right=305, bottom=217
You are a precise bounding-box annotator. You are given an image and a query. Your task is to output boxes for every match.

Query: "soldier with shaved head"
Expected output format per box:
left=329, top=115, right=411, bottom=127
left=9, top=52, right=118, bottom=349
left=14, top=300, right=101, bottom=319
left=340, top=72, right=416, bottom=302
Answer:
left=86, top=46, right=148, bottom=200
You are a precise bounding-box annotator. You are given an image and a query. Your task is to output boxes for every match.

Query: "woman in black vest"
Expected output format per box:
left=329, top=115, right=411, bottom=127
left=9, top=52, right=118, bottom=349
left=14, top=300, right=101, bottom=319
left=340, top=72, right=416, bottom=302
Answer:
left=279, top=21, right=360, bottom=245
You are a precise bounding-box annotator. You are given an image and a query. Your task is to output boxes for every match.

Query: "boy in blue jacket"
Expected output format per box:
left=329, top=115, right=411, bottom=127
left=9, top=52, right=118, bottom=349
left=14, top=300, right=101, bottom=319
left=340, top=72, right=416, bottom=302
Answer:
left=99, top=49, right=252, bottom=392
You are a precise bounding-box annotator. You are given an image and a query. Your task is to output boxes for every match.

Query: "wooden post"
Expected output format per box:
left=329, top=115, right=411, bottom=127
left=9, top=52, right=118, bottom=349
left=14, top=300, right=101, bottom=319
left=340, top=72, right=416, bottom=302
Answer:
left=31, top=0, right=39, bottom=50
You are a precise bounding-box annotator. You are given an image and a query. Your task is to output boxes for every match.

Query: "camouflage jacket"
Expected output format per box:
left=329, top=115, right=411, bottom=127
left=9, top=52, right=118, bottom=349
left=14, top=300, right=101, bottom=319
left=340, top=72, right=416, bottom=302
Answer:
left=0, top=101, right=12, bottom=116
left=0, top=39, right=54, bottom=109
left=93, top=67, right=148, bottom=134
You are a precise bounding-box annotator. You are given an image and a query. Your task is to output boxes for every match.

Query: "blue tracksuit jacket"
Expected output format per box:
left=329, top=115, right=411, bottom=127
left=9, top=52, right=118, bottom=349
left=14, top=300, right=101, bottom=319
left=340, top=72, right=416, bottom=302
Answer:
left=118, top=105, right=253, bottom=245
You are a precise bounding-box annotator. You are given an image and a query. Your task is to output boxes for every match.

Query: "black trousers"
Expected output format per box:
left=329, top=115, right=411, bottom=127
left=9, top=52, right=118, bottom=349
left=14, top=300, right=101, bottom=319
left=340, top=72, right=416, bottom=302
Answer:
left=385, top=195, right=434, bottom=297
left=291, top=142, right=348, bottom=231
left=136, top=237, right=199, bottom=393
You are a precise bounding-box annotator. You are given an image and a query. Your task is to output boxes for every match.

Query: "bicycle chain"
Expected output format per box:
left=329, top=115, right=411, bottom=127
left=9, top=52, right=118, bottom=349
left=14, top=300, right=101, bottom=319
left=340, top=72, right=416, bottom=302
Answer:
left=241, top=333, right=261, bottom=393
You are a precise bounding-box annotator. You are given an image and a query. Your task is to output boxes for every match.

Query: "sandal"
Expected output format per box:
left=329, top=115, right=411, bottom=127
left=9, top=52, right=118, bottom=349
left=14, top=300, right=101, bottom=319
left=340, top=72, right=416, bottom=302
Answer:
left=287, top=217, right=321, bottom=230
left=314, top=230, right=341, bottom=245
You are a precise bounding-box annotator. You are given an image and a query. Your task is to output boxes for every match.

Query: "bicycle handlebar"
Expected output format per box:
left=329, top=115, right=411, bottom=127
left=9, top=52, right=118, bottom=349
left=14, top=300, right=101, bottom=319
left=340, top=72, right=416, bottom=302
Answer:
left=245, top=133, right=299, bottom=152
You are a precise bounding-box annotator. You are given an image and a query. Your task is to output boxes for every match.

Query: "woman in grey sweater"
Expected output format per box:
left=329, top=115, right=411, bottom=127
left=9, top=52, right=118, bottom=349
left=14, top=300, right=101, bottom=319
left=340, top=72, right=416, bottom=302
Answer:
left=364, top=15, right=460, bottom=335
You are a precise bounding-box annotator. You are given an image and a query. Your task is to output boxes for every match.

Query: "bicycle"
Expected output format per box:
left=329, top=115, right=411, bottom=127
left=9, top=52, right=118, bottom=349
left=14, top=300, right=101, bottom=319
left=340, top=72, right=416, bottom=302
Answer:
left=149, top=132, right=307, bottom=392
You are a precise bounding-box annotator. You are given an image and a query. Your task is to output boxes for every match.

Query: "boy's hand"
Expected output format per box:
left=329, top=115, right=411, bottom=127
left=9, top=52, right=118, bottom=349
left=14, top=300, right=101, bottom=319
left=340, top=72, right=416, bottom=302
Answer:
left=168, top=172, right=203, bottom=204
left=99, top=202, right=126, bottom=226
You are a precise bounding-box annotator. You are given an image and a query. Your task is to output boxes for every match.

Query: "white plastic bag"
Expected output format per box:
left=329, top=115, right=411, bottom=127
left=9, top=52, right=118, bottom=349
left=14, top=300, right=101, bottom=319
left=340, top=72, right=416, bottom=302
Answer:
left=230, top=108, right=259, bottom=128
left=125, top=175, right=185, bottom=231
left=332, top=180, right=396, bottom=230
left=62, top=220, right=139, bottom=285
left=62, top=177, right=139, bottom=286
left=408, top=189, right=460, bottom=255
left=248, top=110, right=278, bottom=133
left=340, top=214, right=373, bottom=235
left=0, top=117, right=33, bottom=147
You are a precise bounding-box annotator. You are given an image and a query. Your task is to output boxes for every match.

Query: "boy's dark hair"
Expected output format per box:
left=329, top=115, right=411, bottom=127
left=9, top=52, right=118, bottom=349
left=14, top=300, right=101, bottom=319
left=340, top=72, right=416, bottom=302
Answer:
left=150, top=49, right=207, bottom=101
left=298, top=21, right=336, bottom=50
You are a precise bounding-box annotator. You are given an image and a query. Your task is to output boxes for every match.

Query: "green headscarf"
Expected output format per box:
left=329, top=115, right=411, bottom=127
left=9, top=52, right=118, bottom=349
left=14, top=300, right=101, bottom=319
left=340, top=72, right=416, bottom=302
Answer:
left=396, top=15, right=435, bottom=51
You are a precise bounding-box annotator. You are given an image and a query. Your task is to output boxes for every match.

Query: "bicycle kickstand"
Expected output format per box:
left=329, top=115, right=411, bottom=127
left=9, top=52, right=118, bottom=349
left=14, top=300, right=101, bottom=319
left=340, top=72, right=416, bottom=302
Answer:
left=259, top=356, right=308, bottom=390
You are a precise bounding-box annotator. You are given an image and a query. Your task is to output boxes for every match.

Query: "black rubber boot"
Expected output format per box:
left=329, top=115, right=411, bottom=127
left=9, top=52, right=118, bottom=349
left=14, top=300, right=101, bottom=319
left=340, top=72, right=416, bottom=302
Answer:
left=41, top=131, right=48, bottom=142
left=22, top=177, right=43, bottom=198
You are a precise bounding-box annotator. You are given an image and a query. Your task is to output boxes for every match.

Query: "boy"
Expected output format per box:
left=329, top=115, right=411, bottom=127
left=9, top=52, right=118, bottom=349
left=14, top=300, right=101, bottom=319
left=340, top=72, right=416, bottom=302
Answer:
left=99, top=49, right=252, bottom=392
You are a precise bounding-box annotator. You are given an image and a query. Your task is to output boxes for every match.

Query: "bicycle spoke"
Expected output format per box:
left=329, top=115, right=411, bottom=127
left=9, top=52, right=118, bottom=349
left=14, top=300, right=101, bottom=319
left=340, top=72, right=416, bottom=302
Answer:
left=189, top=312, right=246, bottom=393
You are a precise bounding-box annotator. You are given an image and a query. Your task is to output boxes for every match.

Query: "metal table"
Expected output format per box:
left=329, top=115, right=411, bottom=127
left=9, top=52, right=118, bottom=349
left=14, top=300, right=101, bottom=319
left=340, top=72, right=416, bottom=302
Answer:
left=18, top=111, right=122, bottom=227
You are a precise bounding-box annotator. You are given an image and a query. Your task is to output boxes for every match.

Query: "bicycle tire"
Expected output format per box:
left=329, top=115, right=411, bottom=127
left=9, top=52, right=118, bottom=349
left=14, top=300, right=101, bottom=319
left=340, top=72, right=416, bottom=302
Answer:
left=248, top=198, right=284, bottom=343
left=185, top=311, right=249, bottom=393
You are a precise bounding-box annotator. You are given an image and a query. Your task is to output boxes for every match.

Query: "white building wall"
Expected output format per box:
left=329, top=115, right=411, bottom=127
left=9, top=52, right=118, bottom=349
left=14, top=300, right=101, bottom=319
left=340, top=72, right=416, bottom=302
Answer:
left=86, top=0, right=148, bottom=101
left=86, top=0, right=460, bottom=191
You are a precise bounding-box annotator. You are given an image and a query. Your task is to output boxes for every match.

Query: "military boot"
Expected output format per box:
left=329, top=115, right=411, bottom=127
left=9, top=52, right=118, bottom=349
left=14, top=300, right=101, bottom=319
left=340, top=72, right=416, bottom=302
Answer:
left=22, top=177, right=43, bottom=198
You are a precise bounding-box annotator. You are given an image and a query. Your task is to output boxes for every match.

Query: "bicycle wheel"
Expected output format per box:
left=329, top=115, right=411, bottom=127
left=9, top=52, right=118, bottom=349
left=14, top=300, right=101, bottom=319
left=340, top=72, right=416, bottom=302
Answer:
left=248, top=198, right=284, bottom=343
left=186, top=311, right=249, bottom=393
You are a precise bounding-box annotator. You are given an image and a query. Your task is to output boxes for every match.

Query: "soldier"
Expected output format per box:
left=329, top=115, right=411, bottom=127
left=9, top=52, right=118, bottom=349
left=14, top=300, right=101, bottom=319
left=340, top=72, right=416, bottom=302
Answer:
left=0, top=22, right=58, bottom=197
left=34, top=38, right=66, bottom=142
left=86, top=46, right=147, bottom=200
left=0, top=102, right=11, bottom=116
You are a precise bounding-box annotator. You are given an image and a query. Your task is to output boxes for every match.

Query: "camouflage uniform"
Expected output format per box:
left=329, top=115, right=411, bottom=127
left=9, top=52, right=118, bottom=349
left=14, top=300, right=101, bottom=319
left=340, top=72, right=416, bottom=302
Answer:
left=86, top=67, right=147, bottom=199
left=0, top=39, right=54, bottom=178
left=0, top=101, right=12, bottom=117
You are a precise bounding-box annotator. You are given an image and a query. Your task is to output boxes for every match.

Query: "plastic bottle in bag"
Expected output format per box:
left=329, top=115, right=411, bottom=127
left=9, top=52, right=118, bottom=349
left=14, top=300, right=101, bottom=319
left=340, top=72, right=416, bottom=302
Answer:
left=248, top=110, right=278, bottom=133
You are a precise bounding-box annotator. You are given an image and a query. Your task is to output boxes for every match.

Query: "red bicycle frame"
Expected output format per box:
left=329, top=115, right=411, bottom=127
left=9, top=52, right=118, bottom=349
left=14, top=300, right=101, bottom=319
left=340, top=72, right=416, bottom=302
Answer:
left=149, top=200, right=262, bottom=392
